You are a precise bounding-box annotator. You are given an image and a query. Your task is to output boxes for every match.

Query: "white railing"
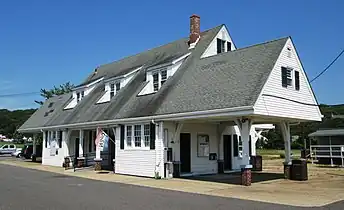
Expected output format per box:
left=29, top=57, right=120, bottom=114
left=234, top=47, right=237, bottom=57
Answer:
left=310, top=145, right=344, bottom=167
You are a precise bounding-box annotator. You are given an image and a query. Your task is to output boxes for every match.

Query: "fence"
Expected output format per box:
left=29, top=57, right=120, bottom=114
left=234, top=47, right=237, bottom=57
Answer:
left=310, top=145, right=344, bottom=167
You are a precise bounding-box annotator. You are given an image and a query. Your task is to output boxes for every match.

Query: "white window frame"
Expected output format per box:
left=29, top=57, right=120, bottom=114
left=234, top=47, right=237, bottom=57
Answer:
left=76, top=92, right=81, bottom=103
left=110, top=80, right=121, bottom=99
left=125, top=124, right=151, bottom=149
left=238, top=136, right=243, bottom=158
left=152, top=68, right=168, bottom=92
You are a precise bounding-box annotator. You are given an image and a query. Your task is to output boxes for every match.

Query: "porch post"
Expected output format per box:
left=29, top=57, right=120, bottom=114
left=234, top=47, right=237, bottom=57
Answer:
left=235, top=118, right=253, bottom=186
left=32, top=135, right=37, bottom=155
left=281, top=121, right=292, bottom=179
left=62, top=130, right=71, bottom=169
left=77, top=129, right=85, bottom=167
left=94, top=128, right=102, bottom=171
left=172, top=122, right=183, bottom=178
left=155, top=121, right=164, bottom=178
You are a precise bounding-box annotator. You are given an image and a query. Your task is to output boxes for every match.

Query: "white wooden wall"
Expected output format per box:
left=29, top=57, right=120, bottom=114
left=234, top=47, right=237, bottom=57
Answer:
left=254, top=38, right=322, bottom=121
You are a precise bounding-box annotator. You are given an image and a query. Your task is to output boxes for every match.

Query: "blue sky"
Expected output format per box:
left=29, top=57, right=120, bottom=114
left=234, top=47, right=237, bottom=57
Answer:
left=0, top=0, right=343, bottom=110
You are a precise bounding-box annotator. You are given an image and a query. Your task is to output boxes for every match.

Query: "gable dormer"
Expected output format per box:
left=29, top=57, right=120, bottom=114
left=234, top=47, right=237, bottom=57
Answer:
left=64, top=77, right=103, bottom=109
left=97, top=66, right=142, bottom=103
left=201, top=25, right=236, bottom=58
left=138, top=53, right=190, bottom=96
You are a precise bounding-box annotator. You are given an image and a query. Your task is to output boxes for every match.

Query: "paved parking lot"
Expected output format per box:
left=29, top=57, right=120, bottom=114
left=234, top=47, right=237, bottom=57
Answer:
left=0, top=162, right=344, bottom=210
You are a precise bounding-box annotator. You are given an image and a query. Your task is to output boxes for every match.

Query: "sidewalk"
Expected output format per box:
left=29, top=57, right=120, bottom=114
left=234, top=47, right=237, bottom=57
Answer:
left=1, top=159, right=343, bottom=207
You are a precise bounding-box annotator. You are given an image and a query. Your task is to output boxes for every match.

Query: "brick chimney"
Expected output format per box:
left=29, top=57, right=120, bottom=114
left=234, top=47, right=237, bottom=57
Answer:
left=189, top=14, right=200, bottom=47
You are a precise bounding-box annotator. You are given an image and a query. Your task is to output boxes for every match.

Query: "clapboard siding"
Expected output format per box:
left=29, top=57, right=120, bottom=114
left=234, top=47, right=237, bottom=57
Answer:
left=254, top=38, right=322, bottom=121
left=114, top=126, right=157, bottom=177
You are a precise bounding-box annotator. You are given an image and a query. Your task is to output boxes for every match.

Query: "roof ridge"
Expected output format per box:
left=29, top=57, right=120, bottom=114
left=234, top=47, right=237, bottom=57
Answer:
left=200, top=36, right=290, bottom=60
left=96, top=25, right=224, bottom=69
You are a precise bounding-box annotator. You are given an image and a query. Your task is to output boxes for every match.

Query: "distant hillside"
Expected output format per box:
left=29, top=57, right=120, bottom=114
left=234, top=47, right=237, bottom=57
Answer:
left=0, top=109, right=36, bottom=139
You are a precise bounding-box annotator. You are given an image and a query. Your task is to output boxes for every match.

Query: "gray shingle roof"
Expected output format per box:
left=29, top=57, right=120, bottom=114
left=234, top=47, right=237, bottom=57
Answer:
left=309, top=129, right=344, bottom=137
left=18, top=93, right=72, bottom=131
left=19, top=25, right=289, bottom=131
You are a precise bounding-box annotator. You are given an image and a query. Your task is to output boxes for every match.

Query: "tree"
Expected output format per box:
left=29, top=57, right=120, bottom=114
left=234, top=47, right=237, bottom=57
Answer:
left=35, top=82, right=75, bottom=105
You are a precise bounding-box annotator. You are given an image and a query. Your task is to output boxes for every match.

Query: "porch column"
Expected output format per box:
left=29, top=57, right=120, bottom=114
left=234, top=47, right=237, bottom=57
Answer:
left=172, top=122, right=183, bottom=178
left=94, top=128, right=102, bottom=171
left=32, top=135, right=37, bottom=155
left=77, top=129, right=85, bottom=167
left=62, top=130, right=71, bottom=169
left=155, top=121, right=164, bottom=178
left=235, top=118, right=253, bottom=186
left=280, top=121, right=292, bottom=179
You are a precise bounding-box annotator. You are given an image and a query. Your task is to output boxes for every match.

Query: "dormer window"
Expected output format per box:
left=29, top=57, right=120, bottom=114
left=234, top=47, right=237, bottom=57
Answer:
left=110, top=81, right=121, bottom=99
left=217, top=38, right=232, bottom=54
left=152, top=68, right=168, bottom=92
left=76, top=90, right=85, bottom=103
left=76, top=92, right=80, bottom=102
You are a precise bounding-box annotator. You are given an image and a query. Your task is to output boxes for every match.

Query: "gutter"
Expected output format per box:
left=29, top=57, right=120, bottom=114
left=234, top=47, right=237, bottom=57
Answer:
left=18, top=106, right=254, bottom=132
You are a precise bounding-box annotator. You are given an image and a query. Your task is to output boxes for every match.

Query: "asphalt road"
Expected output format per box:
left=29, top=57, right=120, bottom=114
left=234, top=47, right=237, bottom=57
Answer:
left=0, top=162, right=343, bottom=210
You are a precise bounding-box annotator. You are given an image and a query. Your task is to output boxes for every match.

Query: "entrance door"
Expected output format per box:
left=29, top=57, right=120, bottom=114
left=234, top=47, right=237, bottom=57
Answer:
left=180, top=133, right=191, bottom=173
left=223, top=135, right=232, bottom=170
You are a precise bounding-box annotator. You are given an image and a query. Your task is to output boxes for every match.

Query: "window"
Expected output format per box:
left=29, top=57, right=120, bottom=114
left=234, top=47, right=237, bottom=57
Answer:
left=2, top=145, right=8, bottom=149
left=81, top=91, right=84, bottom=98
left=227, top=42, right=232, bottom=52
left=217, top=38, right=226, bottom=53
left=110, top=83, right=115, bottom=99
left=281, top=67, right=293, bottom=88
left=10, top=145, right=15, bottom=149
left=76, top=92, right=81, bottom=102
left=116, top=82, right=120, bottom=92
left=134, top=125, right=141, bottom=147
left=144, top=124, right=150, bottom=147
left=238, top=136, right=243, bottom=157
left=161, top=70, right=167, bottom=86
left=295, top=71, right=300, bottom=90
left=126, top=126, right=132, bottom=147
left=153, top=72, right=159, bottom=91
left=52, top=131, right=56, bottom=141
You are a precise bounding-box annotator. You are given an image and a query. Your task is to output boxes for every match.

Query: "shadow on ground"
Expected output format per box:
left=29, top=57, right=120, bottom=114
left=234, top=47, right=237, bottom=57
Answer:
left=181, top=172, right=284, bottom=185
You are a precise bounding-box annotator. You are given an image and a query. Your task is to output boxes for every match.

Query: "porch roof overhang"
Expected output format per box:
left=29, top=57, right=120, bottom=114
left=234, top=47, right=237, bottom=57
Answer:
left=309, top=129, right=344, bottom=137
left=18, top=106, right=255, bottom=133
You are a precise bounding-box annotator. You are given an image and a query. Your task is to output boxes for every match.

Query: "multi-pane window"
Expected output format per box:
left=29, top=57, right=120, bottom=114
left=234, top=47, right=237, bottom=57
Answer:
left=134, top=125, right=142, bottom=147
left=217, top=38, right=226, bottom=53
left=126, top=126, right=132, bottom=147
left=282, top=67, right=294, bottom=88
left=110, top=83, right=115, bottom=99
left=238, top=136, right=243, bottom=157
left=144, top=124, right=150, bottom=147
left=153, top=73, right=159, bottom=91
left=116, top=82, right=120, bottom=92
left=76, top=92, right=81, bottom=102
left=161, top=70, right=167, bottom=86
left=81, top=91, right=84, bottom=98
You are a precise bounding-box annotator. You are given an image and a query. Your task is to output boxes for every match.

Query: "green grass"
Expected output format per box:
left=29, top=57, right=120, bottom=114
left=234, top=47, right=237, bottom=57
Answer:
left=0, top=141, right=25, bottom=148
left=257, top=149, right=301, bottom=158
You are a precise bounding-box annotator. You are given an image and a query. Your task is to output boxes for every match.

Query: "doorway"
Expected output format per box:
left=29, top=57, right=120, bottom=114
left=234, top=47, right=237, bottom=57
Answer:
left=180, top=133, right=191, bottom=173
left=223, top=135, right=232, bottom=171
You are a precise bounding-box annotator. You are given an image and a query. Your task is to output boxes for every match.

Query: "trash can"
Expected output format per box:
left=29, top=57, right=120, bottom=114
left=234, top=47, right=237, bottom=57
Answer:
left=291, top=159, right=308, bottom=181
left=250, top=155, right=262, bottom=171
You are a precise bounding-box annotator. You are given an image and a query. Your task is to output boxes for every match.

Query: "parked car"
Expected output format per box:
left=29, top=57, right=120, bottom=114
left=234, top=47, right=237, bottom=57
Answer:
left=11, top=148, right=22, bottom=158
left=21, top=144, right=42, bottom=159
left=0, top=144, right=17, bottom=155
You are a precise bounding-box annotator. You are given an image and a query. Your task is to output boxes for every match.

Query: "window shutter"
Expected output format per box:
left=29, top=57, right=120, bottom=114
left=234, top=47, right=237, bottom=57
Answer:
left=227, top=42, right=231, bottom=52
left=217, top=38, right=222, bottom=53
left=120, top=125, right=125, bottom=150
left=150, top=123, right=156, bottom=150
left=58, top=131, right=62, bottom=148
left=295, top=71, right=300, bottom=90
left=249, top=135, right=252, bottom=157
left=233, top=135, right=239, bottom=157
left=281, top=67, right=288, bottom=87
